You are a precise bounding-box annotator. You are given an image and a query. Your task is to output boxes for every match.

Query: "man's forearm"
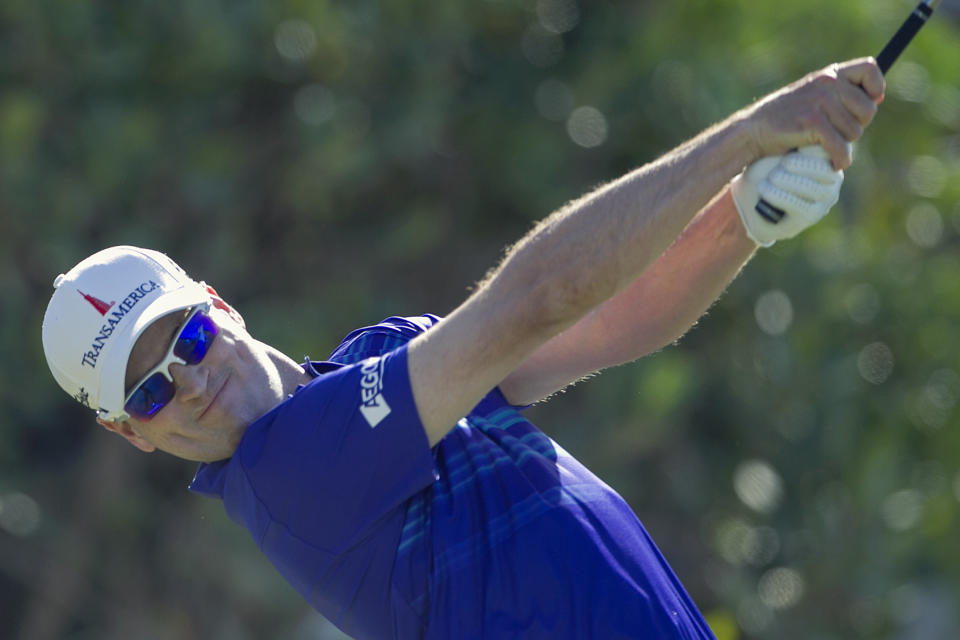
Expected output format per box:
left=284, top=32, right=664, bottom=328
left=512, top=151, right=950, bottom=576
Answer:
left=498, top=187, right=756, bottom=405
left=488, top=58, right=884, bottom=338
left=488, top=115, right=757, bottom=332
left=580, top=187, right=756, bottom=363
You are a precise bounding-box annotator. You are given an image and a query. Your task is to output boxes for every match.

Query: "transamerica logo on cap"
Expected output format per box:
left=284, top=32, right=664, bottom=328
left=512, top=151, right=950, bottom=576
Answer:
left=80, top=280, right=160, bottom=369
left=78, top=290, right=115, bottom=316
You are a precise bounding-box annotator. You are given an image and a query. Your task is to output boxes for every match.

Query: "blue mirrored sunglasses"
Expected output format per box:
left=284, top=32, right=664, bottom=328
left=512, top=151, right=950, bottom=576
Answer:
left=123, top=304, right=219, bottom=422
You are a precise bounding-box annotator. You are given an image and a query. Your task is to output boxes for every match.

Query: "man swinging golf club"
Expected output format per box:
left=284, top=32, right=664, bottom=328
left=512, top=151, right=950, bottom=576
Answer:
left=42, top=58, right=884, bottom=639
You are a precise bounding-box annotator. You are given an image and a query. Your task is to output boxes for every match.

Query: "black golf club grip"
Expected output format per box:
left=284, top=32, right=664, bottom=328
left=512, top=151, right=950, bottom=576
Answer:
left=756, top=0, right=937, bottom=225
left=876, top=1, right=935, bottom=73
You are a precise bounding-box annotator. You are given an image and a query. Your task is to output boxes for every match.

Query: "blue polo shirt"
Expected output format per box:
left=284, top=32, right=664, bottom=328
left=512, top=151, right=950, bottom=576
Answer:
left=189, top=315, right=715, bottom=639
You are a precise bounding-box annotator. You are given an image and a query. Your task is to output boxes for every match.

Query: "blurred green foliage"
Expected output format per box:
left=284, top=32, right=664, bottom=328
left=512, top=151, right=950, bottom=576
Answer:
left=2, top=0, right=959, bottom=638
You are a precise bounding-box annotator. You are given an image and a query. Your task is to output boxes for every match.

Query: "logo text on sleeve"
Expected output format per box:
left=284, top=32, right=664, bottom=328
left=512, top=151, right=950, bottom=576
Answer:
left=359, top=357, right=391, bottom=428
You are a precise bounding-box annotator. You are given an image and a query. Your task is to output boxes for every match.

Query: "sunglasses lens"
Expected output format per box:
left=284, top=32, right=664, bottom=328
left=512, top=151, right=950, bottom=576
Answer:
left=124, top=371, right=176, bottom=420
left=173, top=311, right=218, bottom=364
left=123, top=308, right=219, bottom=421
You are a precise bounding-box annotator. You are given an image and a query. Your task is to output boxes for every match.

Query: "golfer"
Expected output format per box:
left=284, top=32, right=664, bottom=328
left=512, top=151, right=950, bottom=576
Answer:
left=42, top=58, right=884, bottom=639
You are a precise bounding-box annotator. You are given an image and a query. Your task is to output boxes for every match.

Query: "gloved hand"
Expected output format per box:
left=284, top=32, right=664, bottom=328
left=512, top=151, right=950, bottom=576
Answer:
left=731, top=145, right=845, bottom=247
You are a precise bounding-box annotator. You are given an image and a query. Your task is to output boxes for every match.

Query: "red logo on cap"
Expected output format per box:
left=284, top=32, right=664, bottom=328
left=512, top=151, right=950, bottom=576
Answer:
left=78, top=290, right=115, bottom=316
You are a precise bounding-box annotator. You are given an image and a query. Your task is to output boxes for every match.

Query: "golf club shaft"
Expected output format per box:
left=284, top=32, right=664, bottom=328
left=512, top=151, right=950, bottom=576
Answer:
left=755, top=0, right=940, bottom=224
left=877, top=0, right=941, bottom=73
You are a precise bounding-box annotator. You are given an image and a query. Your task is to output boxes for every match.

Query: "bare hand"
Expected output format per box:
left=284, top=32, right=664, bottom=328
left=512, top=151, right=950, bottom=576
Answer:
left=741, top=57, right=885, bottom=170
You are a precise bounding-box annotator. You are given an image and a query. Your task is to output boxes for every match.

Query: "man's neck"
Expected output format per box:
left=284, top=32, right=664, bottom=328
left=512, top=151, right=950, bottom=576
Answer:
left=263, top=343, right=315, bottom=397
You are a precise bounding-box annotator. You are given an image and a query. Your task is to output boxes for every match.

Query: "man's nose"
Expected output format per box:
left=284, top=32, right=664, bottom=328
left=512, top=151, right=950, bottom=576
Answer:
left=169, top=362, right=207, bottom=403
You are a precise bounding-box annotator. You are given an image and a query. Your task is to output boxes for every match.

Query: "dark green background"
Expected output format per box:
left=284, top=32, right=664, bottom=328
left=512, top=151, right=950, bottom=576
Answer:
left=2, top=1, right=959, bottom=638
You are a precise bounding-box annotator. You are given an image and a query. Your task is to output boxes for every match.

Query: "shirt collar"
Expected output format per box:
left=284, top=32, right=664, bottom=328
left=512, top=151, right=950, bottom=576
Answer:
left=302, top=356, right=344, bottom=378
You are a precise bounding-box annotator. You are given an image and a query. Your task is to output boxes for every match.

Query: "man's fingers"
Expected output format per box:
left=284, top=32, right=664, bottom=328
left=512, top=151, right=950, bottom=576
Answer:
left=837, top=77, right=880, bottom=126
left=821, top=140, right=852, bottom=171
left=803, top=111, right=853, bottom=169
left=820, top=59, right=882, bottom=166
left=821, top=99, right=865, bottom=144
left=837, top=56, right=886, bottom=102
left=744, top=57, right=883, bottom=165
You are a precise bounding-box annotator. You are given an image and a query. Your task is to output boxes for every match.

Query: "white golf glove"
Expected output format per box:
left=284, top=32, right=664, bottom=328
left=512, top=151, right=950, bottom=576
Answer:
left=731, top=145, right=844, bottom=247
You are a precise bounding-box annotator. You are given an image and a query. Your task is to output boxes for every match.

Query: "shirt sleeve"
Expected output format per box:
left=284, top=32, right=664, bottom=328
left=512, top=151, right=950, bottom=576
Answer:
left=328, top=314, right=442, bottom=363
left=229, top=343, right=436, bottom=553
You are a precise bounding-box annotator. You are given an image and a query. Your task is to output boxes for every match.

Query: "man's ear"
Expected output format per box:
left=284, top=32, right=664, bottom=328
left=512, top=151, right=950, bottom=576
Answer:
left=96, top=417, right=156, bottom=453
left=201, top=283, right=245, bottom=328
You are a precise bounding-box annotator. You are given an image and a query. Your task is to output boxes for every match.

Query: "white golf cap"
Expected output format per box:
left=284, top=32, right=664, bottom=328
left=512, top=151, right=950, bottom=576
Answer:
left=41, top=246, right=210, bottom=420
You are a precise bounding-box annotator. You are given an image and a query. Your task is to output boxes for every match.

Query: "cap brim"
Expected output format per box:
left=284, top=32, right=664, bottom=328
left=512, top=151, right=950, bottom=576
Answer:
left=97, top=283, right=210, bottom=420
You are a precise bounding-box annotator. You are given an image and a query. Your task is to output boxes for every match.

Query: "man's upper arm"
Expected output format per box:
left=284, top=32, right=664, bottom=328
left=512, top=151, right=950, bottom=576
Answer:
left=406, top=294, right=566, bottom=446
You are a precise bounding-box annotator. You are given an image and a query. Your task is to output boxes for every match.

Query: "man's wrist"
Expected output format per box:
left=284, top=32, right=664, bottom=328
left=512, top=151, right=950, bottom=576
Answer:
left=725, top=110, right=766, bottom=170
left=707, top=116, right=769, bottom=190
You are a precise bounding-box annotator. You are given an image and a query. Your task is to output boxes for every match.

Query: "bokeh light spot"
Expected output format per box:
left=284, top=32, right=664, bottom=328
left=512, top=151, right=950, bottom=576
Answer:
left=882, top=489, right=924, bottom=531
left=566, top=106, right=607, bottom=148
left=736, top=598, right=773, bottom=635
left=857, top=342, right=894, bottom=385
left=910, top=393, right=950, bottom=431
left=714, top=520, right=780, bottom=567
left=733, top=460, right=783, bottom=515
left=715, top=518, right=753, bottom=566
left=0, top=492, right=42, bottom=537
left=906, top=156, right=946, bottom=198
left=536, top=0, right=580, bottom=34
left=294, top=84, right=336, bottom=125
left=905, top=202, right=943, bottom=248
left=275, top=20, right=317, bottom=63
left=758, top=567, right=805, bottom=610
left=927, top=369, right=960, bottom=410
left=754, top=289, right=793, bottom=336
